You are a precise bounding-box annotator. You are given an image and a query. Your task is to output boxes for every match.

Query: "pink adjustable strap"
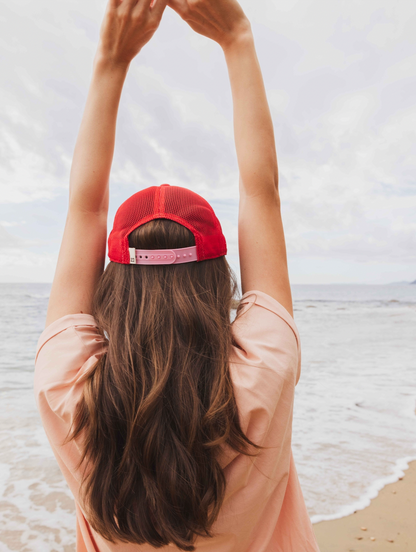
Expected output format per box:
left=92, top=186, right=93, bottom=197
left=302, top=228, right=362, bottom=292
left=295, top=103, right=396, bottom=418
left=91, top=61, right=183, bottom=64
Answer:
left=128, top=245, right=198, bottom=265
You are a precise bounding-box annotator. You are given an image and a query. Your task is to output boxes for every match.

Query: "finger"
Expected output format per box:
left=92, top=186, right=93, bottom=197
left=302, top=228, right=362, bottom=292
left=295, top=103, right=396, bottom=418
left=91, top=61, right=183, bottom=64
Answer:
left=149, top=0, right=168, bottom=16
left=119, top=0, right=138, bottom=11
left=107, top=0, right=121, bottom=9
left=165, top=0, right=187, bottom=17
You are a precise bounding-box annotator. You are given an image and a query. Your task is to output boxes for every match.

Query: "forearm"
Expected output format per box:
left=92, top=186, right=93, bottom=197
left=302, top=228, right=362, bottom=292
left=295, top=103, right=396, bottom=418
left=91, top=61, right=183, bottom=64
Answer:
left=222, top=30, right=279, bottom=197
left=68, top=55, right=129, bottom=214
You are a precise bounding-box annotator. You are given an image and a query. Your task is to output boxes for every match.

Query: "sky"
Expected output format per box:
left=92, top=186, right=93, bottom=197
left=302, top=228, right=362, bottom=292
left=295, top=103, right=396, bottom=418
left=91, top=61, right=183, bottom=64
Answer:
left=0, top=0, right=415, bottom=285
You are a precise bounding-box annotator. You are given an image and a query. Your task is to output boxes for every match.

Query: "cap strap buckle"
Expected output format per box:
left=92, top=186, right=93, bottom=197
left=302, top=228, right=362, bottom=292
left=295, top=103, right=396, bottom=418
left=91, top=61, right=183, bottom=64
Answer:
left=129, top=246, right=198, bottom=265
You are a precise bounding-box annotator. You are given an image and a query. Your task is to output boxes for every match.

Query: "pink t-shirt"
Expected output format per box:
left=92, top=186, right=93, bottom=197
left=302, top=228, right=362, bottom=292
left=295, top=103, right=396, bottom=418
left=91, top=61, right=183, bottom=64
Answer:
left=34, top=289, right=320, bottom=552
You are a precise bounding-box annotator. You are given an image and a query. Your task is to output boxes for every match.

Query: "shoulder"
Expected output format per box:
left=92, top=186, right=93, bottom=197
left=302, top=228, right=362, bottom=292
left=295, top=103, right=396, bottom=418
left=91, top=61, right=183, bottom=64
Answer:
left=226, top=290, right=301, bottom=454
left=34, top=313, right=108, bottom=421
left=35, top=313, right=102, bottom=360
left=231, top=289, right=301, bottom=385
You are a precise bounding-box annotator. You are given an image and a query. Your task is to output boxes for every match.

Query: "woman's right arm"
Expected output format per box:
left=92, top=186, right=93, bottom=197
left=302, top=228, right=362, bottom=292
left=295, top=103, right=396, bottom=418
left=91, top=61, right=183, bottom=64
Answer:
left=223, top=31, right=293, bottom=316
left=168, top=0, right=293, bottom=315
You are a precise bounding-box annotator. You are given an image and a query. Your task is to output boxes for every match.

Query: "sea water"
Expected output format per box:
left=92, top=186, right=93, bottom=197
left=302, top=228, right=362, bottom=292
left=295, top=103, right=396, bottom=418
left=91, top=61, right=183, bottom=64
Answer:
left=0, top=283, right=415, bottom=550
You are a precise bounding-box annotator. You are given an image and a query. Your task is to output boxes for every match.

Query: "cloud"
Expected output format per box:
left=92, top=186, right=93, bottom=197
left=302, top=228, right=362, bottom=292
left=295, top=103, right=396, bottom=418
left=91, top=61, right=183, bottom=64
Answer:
left=0, top=224, right=25, bottom=248
left=0, top=0, right=415, bottom=282
left=0, top=247, right=57, bottom=283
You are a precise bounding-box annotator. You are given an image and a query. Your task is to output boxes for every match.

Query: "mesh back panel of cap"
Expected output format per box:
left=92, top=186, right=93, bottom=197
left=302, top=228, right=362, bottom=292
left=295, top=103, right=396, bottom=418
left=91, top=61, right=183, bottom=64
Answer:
left=121, top=186, right=156, bottom=228
left=108, top=185, right=227, bottom=263
left=164, top=186, right=216, bottom=228
left=164, top=186, right=226, bottom=260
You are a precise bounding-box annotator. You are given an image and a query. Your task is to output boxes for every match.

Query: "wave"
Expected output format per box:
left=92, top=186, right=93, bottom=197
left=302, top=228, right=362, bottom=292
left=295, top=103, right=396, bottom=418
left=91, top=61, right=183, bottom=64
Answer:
left=311, top=453, right=416, bottom=524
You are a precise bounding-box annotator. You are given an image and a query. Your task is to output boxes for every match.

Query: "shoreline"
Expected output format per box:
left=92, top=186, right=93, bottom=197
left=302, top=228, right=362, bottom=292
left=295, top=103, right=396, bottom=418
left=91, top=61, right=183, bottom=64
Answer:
left=310, top=455, right=416, bottom=524
left=313, top=459, right=416, bottom=551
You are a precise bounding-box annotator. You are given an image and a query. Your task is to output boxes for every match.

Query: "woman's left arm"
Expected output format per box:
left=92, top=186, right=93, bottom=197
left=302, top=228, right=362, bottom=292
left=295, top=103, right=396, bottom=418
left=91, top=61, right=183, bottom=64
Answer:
left=45, top=0, right=167, bottom=328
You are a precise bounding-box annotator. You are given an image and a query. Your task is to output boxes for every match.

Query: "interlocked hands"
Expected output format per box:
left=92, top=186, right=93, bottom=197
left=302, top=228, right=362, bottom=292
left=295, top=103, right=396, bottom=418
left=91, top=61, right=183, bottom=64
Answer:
left=97, top=0, right=250, bottom=67
left=97, top=0, right=168, bottom=66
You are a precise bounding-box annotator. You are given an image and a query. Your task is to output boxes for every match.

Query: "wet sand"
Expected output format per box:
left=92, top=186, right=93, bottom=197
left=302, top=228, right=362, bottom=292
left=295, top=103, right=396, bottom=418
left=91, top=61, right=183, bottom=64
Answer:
left=313, top=460, right=416, bottom=551
left=1, top=451, right=415, bottom=551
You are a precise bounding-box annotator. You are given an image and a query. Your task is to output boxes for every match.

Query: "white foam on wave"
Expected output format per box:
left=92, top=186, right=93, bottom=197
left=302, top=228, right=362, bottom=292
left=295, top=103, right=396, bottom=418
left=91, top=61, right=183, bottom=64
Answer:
left=0, top=391, right=76, bottom=551
left=0, top=463, right=10, bottom=496
left=400, top=399, right=416, bottom=419
left=292, top=294, right=416, bottom=520
left=311, top=453, right=416, bottom=523
left=1, top=283, right=416, bottom=549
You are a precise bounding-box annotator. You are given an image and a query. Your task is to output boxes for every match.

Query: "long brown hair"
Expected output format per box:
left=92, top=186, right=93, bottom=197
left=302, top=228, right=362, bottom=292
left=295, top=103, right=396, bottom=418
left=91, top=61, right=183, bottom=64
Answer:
left=68, top=218, right=264, bottom=550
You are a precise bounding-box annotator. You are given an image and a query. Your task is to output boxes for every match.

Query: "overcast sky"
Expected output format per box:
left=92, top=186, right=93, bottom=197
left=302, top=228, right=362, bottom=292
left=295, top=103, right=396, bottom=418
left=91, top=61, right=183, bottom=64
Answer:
left=0, top=0, right=415, bottom=284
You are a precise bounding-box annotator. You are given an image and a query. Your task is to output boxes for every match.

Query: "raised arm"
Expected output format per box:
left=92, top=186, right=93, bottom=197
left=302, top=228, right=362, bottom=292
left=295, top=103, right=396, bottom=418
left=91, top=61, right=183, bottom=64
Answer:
left=223, top=32, right=293, bottom=316
left=45, top=0, right=168, bottom=328
left=168, top=0, right=293, bottom=315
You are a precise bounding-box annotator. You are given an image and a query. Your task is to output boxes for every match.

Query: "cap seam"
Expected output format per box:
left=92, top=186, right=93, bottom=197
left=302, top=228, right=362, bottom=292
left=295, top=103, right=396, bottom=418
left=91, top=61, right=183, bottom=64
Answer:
left=155, top=185, right=160, bottom=213
left=160, top=184, right=166, bottom=214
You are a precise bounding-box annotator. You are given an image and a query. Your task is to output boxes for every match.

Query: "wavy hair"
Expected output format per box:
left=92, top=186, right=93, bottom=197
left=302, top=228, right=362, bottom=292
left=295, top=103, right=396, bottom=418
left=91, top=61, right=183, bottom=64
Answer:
left=67, top=218, right=264, bottom=550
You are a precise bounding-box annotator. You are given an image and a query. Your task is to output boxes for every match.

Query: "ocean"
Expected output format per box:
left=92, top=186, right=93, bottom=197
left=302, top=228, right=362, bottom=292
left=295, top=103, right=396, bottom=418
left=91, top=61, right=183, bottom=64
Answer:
left=0, top=283, right=415, bottom=550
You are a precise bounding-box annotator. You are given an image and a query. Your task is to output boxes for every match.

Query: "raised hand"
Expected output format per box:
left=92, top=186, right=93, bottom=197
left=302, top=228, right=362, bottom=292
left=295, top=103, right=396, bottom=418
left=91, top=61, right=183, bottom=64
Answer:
left=167, top=0, right=251, bottom=49
left=97, top=0, right=168, bottom=67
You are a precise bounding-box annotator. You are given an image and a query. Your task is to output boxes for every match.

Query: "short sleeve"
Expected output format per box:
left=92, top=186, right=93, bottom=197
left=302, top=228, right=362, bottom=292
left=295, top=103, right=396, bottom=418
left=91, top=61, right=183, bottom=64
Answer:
left=231, top=289, right=301, bottom=384
left=34, top=314, right=108, bottom=431
left=227, top=290, right=301, bottom=455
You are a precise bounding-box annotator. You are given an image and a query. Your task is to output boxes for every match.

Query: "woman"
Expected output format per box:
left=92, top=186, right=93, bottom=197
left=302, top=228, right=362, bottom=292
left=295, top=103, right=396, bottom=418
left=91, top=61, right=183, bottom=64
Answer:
left=34, top=0, right=320, bottom=551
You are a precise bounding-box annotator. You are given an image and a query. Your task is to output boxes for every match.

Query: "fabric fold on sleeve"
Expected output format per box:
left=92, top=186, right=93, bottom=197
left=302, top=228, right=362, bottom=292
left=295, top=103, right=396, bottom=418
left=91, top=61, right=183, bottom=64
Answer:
left=36, top=313, right=100, bottom=362
left=34, top=313, right=108, bottom=429
left=232, top=290, right=301, bottom=385
left=223, top=289, right=301, bottom=470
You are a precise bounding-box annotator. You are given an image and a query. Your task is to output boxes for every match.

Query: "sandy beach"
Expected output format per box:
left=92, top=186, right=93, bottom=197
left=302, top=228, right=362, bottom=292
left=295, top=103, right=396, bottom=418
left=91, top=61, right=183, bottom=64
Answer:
left=2, top=284, right=415, bottom=551
left=313, top=460, right=416, bottom=551
left=2, top=462, right=415, bottom=552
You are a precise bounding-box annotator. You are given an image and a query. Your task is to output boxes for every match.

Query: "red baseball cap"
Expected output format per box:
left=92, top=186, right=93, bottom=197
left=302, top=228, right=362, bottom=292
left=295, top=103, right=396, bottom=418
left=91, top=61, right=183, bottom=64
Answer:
left=108, top=184, right=227, bottom=265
